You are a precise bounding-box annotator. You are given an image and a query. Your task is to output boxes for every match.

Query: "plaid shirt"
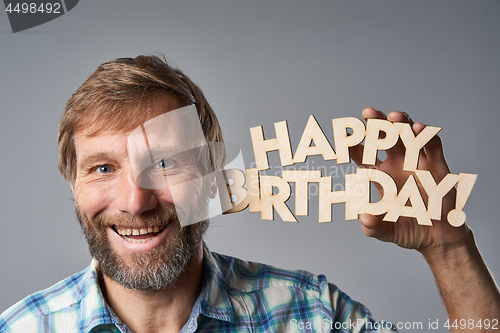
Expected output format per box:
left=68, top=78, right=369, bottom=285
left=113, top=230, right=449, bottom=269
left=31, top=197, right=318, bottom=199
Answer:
left=0, top=245, right=396, bottom=332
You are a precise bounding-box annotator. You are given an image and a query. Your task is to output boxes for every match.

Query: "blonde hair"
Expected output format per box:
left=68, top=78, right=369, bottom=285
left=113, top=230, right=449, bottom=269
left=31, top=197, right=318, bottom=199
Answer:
left=58, top=55, right=224, bottom=182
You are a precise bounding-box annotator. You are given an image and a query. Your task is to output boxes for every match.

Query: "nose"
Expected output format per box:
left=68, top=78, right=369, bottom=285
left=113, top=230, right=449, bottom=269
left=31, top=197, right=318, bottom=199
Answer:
left=115, top=169, right=158, bottom=216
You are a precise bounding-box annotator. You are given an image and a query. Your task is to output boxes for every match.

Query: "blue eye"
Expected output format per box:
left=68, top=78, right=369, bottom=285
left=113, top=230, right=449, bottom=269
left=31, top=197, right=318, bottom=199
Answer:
left=155, top=159, right=171, bottom=169
left=97, top=165, right=112, bottom=174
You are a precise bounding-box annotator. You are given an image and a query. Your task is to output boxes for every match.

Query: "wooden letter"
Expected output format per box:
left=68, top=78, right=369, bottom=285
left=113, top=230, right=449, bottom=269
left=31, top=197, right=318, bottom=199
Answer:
left=282, top=170, right=322, bottom=216
left=250, top=121, right=293, bottom=171
left=220, top=168, right=249, bottom=214
left=332, top=117, right=366, bottom=164
left=396, top=122, right=441, bottom=171
left=414, top=170, right=460, bottom=221
left=293, top=115, right=336, bottom=163
left=384, top=175, right=432, bottom=225
left=362, top=119, right=399, bottom=166
left=447, top=173, right=477, bottom=227
left=245, top=168, right=263, bottom=214
left=318, top=176, right=349, bottom=222
left=319, top=168, right=398, bottom=222
left=260, top=175, right=296, bottom=222
left=352, top=168, right=398, bottom=218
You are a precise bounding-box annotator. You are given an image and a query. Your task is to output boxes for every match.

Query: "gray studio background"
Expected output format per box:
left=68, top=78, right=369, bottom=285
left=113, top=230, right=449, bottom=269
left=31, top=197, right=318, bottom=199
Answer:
left=1, top=1, right=499, bottom=331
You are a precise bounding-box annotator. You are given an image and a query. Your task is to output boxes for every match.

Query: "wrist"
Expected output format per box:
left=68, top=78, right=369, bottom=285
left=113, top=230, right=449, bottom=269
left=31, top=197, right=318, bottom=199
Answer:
left=419, top=227, right=474, bottom=267
left=418, top=227, right=500, bottom=323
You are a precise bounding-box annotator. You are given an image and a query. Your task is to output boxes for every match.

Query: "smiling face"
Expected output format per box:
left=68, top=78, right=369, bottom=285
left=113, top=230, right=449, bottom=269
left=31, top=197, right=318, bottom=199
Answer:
left=72, top=97, right=211, bottom=290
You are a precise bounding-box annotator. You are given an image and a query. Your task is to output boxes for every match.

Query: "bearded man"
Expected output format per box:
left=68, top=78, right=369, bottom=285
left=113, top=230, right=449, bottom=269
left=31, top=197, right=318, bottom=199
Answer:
left=1, top=55, right=499, bottom=333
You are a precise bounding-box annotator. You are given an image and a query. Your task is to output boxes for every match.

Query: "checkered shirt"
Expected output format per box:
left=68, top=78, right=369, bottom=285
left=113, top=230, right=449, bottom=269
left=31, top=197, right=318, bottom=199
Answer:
left=0, top=245, right=396, bottom=332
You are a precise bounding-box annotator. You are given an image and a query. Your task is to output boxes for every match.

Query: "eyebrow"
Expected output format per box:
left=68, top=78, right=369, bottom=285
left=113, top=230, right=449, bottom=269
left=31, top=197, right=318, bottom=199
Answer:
left=131, top=143, right=194, bottom=160
left=78, top=152, right=117, bottom=169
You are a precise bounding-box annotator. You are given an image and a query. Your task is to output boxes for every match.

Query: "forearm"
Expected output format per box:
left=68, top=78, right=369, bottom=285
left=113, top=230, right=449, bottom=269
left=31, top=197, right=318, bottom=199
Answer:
left=422, top=229, right=500, bottom=331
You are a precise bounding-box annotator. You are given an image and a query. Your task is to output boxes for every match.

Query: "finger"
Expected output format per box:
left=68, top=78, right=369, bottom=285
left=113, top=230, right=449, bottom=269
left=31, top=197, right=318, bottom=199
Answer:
left=359, top=213, right=393, bottom=243
left=412, top=122, right=428, bottom=162
left=412, top=122, right=447, bottom=165
left=361, top=108, right=390, bottom=164
left=350, top=107, right=385, bottom=166
left=387, top=111, right=414, bottom=126
left=362, top=107, right=386, bottom=121
left=385, top=111, right=412, bottom=160
left=412, top=122, right=450, bottom=179
left=349, top=143, right=364, bottom=166
left=412, top=121, right=425, bottom=135
left=423, top=132, right=446, bottom=162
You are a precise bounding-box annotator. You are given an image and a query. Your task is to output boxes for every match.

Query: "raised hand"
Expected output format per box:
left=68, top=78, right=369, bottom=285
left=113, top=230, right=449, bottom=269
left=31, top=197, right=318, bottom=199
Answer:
left=350, top=108, right=500, bottom=329
left=349, top=107, right=468, bottom=255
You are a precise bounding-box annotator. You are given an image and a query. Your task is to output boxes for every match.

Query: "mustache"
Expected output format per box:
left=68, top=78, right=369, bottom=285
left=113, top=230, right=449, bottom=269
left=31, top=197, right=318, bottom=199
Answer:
left=93, top=206, right=184, bottom=229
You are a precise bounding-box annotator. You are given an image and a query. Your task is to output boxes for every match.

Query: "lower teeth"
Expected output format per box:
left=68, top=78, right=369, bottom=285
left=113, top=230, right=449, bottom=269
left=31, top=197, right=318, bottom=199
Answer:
left=123, top=235, right=155, bottom=244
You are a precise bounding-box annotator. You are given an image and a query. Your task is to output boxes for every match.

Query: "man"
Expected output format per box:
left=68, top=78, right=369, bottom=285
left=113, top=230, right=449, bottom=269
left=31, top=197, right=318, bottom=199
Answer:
left=1, top=55, right=499, bottom=332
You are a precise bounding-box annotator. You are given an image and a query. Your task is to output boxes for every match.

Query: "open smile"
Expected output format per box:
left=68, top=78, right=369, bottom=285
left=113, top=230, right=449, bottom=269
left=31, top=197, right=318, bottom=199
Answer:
left=112, top=222, right=170, bottom=244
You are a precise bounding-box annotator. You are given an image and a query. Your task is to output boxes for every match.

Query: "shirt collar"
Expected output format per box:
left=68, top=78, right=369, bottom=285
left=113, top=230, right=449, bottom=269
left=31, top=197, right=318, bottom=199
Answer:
left=80, top=259, right=117, bottom=333
left=82, top=243, right=235, bottom=332
left=197, top=243, right=234, bottom=323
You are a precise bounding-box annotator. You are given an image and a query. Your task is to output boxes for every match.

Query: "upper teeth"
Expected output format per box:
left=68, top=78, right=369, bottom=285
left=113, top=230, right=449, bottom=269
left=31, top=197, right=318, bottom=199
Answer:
left=115, top=226, right=164, bottom=236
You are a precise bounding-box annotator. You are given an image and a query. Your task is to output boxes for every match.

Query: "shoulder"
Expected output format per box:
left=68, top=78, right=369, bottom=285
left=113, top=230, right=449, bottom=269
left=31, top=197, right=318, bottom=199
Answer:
left=207, top=251, right=379, bottom=329
left=208, top=250, right=374, bottom=312
left=210, top=251, right=325, bottom=295
left=0, top=267, right=89, bottom=332
left=205, top=251, right=351, bottom=329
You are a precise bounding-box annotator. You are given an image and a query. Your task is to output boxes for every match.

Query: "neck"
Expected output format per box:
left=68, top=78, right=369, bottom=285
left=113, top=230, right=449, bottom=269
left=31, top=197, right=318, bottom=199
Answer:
left=99, top=244, right=204, bottom=333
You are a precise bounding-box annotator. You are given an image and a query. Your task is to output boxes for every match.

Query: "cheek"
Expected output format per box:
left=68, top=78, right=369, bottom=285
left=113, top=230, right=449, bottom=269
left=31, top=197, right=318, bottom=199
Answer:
left=74, top=181, right=114, bottom=221
left=166, top=174, right=207, bottom=210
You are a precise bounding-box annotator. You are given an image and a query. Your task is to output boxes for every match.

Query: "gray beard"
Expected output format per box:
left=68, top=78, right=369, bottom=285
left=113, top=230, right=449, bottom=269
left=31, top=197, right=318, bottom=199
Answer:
left=76, top=206, right=208, bottom=291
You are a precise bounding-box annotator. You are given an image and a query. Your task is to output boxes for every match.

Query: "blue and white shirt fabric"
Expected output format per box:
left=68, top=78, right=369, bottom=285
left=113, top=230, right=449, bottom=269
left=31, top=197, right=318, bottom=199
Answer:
left=0, top=245, right=397, bottom=332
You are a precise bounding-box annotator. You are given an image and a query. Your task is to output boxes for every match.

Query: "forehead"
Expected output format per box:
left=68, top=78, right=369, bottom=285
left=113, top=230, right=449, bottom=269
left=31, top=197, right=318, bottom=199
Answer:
left=74, top=131, right=128, bottom=166
left=75, top=104, right=207, bottom=164
left=128, top=104, right=207, bottom=158
left=75, top=94, right=187, bottom=138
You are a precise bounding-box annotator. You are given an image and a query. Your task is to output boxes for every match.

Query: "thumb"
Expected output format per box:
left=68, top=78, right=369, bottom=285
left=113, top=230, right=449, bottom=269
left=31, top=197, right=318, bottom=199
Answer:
left=359, top=213, right=393, bottom=243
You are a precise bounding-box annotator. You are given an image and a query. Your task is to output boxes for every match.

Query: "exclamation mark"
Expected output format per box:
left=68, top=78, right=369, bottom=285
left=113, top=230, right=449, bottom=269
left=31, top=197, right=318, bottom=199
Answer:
left=447, top=173, right=477, bottom=227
